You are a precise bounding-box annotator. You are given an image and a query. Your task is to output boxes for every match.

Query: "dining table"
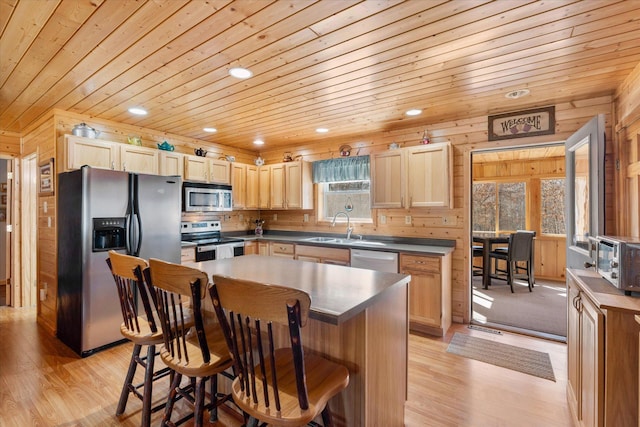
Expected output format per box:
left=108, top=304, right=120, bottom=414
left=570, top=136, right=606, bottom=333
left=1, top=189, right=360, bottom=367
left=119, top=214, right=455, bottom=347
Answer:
left=473, top=234, right=510, bottom=289
left=187, top=255, right=411, bottom=427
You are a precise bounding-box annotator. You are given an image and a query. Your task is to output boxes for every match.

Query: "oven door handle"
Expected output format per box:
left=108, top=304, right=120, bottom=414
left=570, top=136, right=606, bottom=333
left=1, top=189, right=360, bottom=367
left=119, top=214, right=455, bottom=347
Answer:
left=197, top=244, right=218, bottom=253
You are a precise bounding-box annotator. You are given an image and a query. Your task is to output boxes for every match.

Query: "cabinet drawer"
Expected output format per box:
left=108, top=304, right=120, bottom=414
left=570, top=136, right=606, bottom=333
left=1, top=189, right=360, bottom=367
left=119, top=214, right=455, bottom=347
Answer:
left=400, top=254, right=440, bottom=272
left=270, top=242, right=295, bottom=255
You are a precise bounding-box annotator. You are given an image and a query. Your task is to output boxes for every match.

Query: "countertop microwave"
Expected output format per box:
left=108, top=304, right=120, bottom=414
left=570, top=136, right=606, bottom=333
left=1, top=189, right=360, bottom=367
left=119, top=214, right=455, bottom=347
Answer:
left=182, top=181, right=232, bottom=212
left=593, top=235, right=640, bottom=294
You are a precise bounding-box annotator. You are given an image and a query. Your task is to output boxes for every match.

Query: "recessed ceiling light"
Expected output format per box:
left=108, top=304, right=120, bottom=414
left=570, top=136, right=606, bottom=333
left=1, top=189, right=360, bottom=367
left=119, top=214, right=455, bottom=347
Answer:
left=128, top=107, right=147, bottom=115
left=505, top=89, right=530, bottom=99
left=253, top=139, right=264, bottom=146
left=316, top=127, right=329, bottom=133
left=405, top=109, right=422, bottom=116
left=203, top=127, right=217, bottom=133
left=229, top=67, right=253, bottom=79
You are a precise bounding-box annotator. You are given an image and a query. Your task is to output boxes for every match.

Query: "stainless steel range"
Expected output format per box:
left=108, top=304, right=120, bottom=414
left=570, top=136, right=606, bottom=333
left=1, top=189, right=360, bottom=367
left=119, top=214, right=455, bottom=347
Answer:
left=181, top=220, right=244, bottom=262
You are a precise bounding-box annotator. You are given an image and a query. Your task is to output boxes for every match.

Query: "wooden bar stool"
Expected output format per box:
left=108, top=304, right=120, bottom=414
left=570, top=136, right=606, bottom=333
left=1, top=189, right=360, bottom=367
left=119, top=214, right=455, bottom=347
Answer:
left=145, top=258, right=234, bottom=427
left=209, top=274, right=350, bottom=427
left=106, top=251, right=171, bottom=427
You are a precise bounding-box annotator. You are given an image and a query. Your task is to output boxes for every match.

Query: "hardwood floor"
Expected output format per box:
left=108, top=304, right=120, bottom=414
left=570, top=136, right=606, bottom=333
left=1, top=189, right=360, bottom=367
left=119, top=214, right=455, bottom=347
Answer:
left=0, top=307, right=572, bottom=426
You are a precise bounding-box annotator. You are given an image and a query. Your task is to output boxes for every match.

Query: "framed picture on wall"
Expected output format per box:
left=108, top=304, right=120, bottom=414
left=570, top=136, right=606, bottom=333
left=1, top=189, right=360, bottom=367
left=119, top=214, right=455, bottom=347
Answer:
left=39, top=158, right=55, bottom=196
left=0, top=182, right=6, bottom=192
left=0, top=195, right=6, bottom=205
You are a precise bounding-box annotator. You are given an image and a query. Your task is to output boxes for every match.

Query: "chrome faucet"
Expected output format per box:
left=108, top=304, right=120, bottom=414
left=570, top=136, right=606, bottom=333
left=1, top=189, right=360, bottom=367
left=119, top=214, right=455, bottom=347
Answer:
left=331, top=211, right=353, bottom=239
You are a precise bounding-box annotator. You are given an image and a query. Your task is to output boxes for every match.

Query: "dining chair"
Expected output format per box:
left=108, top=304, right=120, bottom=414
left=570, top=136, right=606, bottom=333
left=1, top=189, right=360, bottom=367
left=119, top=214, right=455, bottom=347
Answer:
left=209, top=274, right=350, bottom=427
left=106, top=250, right=171, bottom=427
left=489, top=231, right=536, bottom=293
left=145, top=258, right=234, bottom=427
left=472, top=245, right=484, bottom=277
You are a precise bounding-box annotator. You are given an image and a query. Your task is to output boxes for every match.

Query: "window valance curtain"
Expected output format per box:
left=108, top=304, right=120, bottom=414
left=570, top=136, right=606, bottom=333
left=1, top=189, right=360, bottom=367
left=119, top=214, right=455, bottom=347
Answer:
left=312, top=155, right=370, bottom=183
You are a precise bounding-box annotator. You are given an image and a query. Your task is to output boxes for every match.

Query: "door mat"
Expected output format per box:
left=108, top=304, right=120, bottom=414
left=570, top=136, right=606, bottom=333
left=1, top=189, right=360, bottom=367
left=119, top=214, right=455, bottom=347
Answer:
left=446, top=332, right=555, bottom=382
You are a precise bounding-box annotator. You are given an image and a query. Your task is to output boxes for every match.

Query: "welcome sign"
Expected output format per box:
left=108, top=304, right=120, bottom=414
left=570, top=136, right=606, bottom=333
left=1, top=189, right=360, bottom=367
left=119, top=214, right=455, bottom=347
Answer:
left=488, top=106, right=555, bottom=141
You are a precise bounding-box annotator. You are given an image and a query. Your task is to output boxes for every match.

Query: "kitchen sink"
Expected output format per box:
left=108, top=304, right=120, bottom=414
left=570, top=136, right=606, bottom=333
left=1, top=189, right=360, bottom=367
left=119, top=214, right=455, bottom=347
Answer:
left=303, top=236, right=337, bottom=243
left=303, top=237, right=386, bottom=247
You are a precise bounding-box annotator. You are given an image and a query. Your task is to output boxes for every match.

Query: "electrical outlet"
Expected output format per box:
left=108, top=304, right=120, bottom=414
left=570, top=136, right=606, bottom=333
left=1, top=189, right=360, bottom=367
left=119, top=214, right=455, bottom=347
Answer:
left=44, top=201, right=48, bottom=213
left=47, top=217, right=51, bottom=227
left=273, top=214, right=278, bottom=221
left=405, top=215, right=412, bottom=225
left=239, top=214, right=243, bottom=222
left=303, top=213, right=309, bottom=222
left=379, top=215, right=386, bottom=224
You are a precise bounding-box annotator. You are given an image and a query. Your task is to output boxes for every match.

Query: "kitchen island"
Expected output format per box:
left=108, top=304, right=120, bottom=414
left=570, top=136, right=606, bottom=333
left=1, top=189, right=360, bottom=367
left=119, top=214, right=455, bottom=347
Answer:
left=188, top=255, right=411, bottom=427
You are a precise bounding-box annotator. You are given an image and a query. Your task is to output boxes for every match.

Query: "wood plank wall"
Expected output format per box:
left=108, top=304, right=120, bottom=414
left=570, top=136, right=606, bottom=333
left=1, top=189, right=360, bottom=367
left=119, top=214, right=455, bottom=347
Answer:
left=258, top=95, right=614, bottom=323
left=21, top=116, right=57, bottom=332
left=614, top=62, right=640, bottom=238
left=0, top=131, right=20, bottom=157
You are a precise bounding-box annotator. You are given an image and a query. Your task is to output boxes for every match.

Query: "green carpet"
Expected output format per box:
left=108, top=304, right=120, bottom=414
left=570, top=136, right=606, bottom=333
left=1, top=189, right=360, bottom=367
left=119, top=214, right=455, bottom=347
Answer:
left=446, top=333, right=556, bottom=382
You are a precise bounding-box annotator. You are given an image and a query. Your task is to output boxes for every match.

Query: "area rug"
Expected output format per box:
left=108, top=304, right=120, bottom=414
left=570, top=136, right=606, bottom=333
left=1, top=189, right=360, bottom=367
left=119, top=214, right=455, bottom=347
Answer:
left=446, top=332, right=556, bottom=382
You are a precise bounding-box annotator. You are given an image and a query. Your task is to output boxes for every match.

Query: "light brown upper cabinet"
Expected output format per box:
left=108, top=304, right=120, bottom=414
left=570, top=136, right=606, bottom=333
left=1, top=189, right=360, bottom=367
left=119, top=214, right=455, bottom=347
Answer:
left=120, top=144, right=158, bottom=174
left=184, top=154, right=230, bottom=184
left=258, top=165, right=271, bottom=209
left=63, top=134, right=158, bottom=175
left=63, top=134, right=120, bottom=171
left=371, top=142, right=452, bottom=209
left=266, top=161, right=313, bottom=210
left=159, top=151, right=184, bottom=177
left=231, top=163, right=259, bottom=209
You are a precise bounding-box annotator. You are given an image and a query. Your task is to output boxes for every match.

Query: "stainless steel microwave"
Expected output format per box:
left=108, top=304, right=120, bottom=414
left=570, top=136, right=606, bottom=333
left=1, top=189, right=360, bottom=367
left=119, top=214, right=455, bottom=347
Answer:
left=182, top=181, right=233, bottom=212
left=594, top=235, right=640, bottom=294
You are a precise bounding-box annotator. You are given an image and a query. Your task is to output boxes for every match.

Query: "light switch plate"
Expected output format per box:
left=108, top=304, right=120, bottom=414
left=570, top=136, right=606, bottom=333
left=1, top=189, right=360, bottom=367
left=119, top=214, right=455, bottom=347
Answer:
left=380, top=215, right=386, bottom=224
left=303, top=213, right=309, bottom=222
left=273, top=214, right=278, bottom=221
left=405, top=215, right=412, bottom=225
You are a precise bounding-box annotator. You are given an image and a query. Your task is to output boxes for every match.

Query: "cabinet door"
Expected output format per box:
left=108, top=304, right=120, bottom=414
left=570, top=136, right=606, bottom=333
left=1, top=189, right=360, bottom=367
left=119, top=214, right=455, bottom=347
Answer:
left=258, top=241, right=270, bottom=256
left=65, top=135, right=119, bottom=171
left=403, top=267, right=441, bottom=328
left=184, top=155, right=208, bottom=182
left=580, top=293, right=604, bottom=427
left=231, top=163, right=246, bottom=208
left=246, top=165, right=259, bottom=209
left=566, top=277, right=581, bottom=419
left=120, top=145, right=158, bottom=174
left=270, top=164, right=286, bottom=209
left=159, top=151, right=184, bottom=177
left=371, top=150, right=404, bottom=208
left=210, top=159, right=231, bottom=184
left=258, top=166, right=271, bottom=209
left=406, top=143, right=452, bottom=207
left=244, top=241, right=258, bottom=255
left=285, top=162, right=302, bottom=209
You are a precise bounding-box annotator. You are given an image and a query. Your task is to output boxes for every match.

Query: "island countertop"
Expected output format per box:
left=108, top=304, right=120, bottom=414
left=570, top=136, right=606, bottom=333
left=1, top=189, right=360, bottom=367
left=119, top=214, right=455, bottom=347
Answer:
left=188, top=255, right=411, bottom=325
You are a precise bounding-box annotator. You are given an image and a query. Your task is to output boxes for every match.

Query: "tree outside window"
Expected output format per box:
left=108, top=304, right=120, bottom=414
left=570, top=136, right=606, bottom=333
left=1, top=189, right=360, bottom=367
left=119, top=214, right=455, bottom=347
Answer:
left=473, top=181, right=526, bottom=233
left=541, top=178, right=566, bottom=234
left=320, top=181, right=371, bottom=222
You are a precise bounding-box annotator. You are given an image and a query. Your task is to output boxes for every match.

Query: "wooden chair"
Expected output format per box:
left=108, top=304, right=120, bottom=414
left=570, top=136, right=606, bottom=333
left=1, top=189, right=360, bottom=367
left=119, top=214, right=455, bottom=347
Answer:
left=106, top=250, right=171, bottom=427
left=209, top=274, right=350, bottom=427
left=489, top=231, right=536, bottom=293
left=145, top=258, right=233, bottom=427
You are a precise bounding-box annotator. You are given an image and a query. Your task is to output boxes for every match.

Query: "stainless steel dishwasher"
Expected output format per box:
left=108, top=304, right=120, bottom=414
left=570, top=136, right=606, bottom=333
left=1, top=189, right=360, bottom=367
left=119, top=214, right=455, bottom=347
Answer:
left=350, top=249, right=398, bottom=273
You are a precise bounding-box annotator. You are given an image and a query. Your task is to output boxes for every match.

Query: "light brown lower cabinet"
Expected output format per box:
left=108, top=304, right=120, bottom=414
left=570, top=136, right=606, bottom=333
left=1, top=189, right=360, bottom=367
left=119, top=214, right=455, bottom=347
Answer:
left=180, top=246, right=195, bottom=263
left=295, top=244, right=350, bottom=265
left=269, top=242, right=295, bottom=258
left=566, top=269, right=640, bottom=427
left=400, top=252, right=451, bottom=336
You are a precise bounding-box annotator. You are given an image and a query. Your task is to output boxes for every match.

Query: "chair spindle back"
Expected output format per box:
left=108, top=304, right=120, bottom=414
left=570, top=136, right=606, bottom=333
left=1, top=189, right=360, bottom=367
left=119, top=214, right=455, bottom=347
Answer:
left=209, top=275, right=312, bottom=412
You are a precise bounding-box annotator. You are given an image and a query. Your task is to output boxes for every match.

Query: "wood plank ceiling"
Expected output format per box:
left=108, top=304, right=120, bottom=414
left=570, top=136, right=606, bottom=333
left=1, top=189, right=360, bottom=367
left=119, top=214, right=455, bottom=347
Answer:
left=1, top=0, right=640, bottom=152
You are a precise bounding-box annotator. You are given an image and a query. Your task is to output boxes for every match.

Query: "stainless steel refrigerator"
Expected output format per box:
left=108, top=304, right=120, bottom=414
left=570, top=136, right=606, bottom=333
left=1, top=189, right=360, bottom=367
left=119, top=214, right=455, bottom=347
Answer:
left=57, top=166, right=181, bottom=356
